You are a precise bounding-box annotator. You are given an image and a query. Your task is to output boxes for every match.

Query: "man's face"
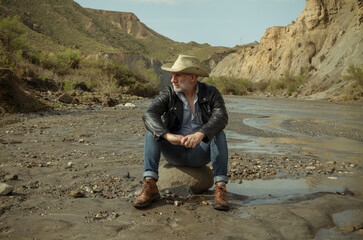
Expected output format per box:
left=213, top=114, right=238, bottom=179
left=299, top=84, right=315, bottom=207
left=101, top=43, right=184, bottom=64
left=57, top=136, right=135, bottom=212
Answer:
left=171, top=72, right=193, bottom=93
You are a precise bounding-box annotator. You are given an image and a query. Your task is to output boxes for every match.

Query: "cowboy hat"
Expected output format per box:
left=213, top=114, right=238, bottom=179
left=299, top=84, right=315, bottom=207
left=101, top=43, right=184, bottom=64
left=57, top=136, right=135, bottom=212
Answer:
left=161, top=54, right=209, bottom=77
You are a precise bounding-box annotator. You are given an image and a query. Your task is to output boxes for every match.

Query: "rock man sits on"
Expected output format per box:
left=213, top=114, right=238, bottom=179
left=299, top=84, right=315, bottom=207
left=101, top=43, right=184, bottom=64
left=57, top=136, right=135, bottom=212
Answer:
left=133, top=54, right=230, bottom=211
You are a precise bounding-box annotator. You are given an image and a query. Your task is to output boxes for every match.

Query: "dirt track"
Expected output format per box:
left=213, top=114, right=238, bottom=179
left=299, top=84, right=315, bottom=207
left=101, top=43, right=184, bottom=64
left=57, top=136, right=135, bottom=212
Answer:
left=1, top=97, right=362, bottom=239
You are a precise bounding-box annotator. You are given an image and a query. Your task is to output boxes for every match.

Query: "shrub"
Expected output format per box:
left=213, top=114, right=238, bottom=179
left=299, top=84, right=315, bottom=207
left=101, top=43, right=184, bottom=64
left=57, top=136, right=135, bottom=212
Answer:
left=0, top=48, right=16, bottom=69
left=342, top=65, right=363, bottom=101
left=63, top=80, right=76, bottom=92
left=42, top=48, right=82, bottom=75
left=203, top=76, right=254, bottom=95
left=266, top=71, right=308, bottom=96
left=0, top=16, right=28, bottom=52
left=343, top=64, right=363, bottom=87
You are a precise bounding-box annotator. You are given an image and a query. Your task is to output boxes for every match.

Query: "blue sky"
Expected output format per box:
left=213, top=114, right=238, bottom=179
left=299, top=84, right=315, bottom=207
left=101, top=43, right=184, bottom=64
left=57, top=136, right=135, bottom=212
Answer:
left=74, top=0, right=306, bottom=47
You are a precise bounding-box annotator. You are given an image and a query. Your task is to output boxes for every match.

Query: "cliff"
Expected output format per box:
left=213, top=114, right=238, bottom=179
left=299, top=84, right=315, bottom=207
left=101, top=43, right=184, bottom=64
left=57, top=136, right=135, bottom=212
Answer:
left=211, top=0, right=363, bottom=99
left=85, top=9, right=170, bottom=40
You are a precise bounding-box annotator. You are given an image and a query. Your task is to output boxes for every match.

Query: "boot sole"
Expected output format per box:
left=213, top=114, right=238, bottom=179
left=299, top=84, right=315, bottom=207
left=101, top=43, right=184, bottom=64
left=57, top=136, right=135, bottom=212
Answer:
left=213, top=203, right=230, bottom=211
left=133, top=195, right=160, bottom=208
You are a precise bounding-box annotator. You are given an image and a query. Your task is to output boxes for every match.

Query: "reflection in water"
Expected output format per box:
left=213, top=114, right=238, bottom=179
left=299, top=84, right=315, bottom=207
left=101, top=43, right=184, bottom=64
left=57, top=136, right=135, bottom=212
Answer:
left=225, top=97, right=363, bottom=163
left=228, top=178, right=344, bottom=206
left=224, top=97, right=363, bottom=204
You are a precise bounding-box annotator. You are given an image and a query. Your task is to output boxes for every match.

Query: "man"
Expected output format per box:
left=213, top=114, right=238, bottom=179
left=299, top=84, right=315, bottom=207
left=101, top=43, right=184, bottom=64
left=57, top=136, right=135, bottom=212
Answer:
left=133, top=54, right=230, bottom=211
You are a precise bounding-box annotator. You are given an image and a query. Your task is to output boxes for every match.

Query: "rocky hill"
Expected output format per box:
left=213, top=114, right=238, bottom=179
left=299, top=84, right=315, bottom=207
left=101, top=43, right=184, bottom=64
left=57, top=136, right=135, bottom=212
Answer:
left=0, top=0, right=237, bottom=88
left=0, top=0, right=233, bottom=61
left=86, top=9, right=170, bottom=40
left=211, top=0, right=363, bottom=99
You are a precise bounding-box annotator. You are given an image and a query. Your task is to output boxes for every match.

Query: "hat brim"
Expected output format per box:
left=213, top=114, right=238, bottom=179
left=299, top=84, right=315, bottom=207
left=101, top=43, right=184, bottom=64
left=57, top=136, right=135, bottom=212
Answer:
left=161, top=63, right=209, bottom=77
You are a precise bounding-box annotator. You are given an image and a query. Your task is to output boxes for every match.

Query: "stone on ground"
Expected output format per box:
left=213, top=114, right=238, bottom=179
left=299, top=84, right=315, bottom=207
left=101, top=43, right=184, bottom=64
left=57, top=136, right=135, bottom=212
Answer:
left=158, top=163, right=213, bottom=193
left=0, top=183, right=14, bottom=196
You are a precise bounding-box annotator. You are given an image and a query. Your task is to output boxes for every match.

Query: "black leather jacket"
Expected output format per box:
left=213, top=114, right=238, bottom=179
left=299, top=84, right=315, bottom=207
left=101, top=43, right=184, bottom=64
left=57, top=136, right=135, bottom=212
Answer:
left=142, top=81, right=228, bottom=142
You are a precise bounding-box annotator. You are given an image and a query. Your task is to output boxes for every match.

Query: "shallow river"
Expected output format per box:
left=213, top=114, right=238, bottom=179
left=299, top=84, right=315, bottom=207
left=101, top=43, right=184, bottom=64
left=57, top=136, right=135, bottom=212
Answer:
left=223, top=96, right=363, bottom=205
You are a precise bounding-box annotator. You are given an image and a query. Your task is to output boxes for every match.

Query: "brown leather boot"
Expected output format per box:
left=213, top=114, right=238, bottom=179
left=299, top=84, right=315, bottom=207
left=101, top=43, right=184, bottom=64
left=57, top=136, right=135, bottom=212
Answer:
left=133, top=178, right=160, bottom=208
left=212, top=184, right=230, bottom=211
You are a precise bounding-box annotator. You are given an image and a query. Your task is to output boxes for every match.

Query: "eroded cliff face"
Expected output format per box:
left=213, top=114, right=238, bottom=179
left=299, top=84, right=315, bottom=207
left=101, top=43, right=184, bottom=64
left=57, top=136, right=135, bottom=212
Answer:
left=85, top=9, right=170, bottom=40
left=211, top=0, right=363, bottom=99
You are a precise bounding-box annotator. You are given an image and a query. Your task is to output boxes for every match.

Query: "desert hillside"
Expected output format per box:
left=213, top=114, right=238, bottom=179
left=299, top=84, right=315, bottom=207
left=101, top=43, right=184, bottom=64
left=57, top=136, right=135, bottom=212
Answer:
left=211, top=0, right=363, bottom=100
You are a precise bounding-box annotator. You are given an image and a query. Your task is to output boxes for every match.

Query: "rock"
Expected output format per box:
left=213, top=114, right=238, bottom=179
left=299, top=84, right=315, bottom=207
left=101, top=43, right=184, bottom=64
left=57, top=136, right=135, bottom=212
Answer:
left=6, top=174, right=18, bottom=180
left=158, top=163, right=213, bottom=193
left=74, top=82, right=90, bottom=92
left=161, top=185, right=193, bottom=200
left=0, top=183, right=14, bottom=195
left=110, top=170, right=130, bottom=179
left=102, top=97, right=118, bottom=107
left=70, top=190, right=85, bottom=198
left=58, top=93, right=74, bottom=104
left=333, top=209, right=363, bottom=233
left=124, top=103, right=136, bottom=108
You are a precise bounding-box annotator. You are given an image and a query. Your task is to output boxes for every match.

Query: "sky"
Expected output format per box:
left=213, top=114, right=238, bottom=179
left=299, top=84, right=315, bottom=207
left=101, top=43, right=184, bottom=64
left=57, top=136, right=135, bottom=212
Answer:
left=74, top=0, right=306, bottom=47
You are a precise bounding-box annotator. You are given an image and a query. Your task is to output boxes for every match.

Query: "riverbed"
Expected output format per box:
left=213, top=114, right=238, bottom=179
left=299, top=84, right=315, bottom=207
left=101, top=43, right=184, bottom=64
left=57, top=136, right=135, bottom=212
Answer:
left=0, top=96, right=362, bottom=239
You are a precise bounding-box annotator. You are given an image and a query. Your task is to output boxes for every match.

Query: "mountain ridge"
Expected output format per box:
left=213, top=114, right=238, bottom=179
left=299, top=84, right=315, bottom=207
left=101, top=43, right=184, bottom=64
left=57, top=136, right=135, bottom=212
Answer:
left=0, top=0, right=234, bottom=63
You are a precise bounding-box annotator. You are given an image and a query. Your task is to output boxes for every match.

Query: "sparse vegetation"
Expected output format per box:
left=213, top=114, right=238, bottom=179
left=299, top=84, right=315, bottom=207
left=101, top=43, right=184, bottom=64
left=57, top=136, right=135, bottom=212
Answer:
left=342, top=64, right=363, bottom=101
left=0, top=15, right=162, bottom=113
left=203, top=72, right=308, bottom=97
left=265, top=71, right=308, bottom=96
left=203, top=76, right=255, bottom=95
left=0, top=16, right=29, bottom=53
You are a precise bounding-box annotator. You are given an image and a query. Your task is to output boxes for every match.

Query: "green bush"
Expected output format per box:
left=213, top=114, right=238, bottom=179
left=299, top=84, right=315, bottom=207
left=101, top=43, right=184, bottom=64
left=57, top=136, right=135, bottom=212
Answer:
left=342, top=65, right=363, bottom=101
left=0, top=48, right=16, bottom=69
left=266, top=71, right=308, bottom=96
left=0, top=16, right=28, bottom=52
left=63, top=80, right=76, bottom=92
left=343, top=64, right=363, bottom=87
left=42, top=48, right=82, bottom=75
left=203, top=76, right=254, bottom=95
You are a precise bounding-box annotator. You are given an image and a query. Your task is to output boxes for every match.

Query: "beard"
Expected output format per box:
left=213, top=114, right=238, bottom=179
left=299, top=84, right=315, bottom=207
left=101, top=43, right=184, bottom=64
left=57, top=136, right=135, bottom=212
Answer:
left=173, top=81, right=191, bottom=93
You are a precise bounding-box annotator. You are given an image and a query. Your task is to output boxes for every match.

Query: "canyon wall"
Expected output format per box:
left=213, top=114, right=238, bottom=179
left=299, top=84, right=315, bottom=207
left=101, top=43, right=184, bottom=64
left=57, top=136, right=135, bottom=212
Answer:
left=211, top=0, right=363, bottom=99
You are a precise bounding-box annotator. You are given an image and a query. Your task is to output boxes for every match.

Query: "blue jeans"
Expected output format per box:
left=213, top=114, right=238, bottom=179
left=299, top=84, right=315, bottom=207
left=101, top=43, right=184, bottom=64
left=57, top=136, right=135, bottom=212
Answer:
left=143, top=130, right=228, bottom=183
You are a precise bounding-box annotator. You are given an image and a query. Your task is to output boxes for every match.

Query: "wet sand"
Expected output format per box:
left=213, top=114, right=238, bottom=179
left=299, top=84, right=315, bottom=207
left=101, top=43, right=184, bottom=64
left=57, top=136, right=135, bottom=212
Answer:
left=0, top=96, right=362, bottom=239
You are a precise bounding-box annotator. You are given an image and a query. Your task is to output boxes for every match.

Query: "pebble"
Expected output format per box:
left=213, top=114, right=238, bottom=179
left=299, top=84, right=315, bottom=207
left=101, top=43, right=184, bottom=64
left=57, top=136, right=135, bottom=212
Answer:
left=188, top=205, right=196, bottom=210
left=124, top=103, right=136, bottom=108
left=6, top=174, right=18, bottom=181
left=0, top=183, right=14, bottom=196
left=70, top=190, right=85, bottom=198
left=227, top=152, right=355, bottom=181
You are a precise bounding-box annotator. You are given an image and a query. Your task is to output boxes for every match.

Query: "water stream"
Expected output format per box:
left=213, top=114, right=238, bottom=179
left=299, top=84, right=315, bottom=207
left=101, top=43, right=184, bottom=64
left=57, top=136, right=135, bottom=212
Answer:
left=225, top=96, right=363, bottom=163
left=223, top=96, right=363, bottom=204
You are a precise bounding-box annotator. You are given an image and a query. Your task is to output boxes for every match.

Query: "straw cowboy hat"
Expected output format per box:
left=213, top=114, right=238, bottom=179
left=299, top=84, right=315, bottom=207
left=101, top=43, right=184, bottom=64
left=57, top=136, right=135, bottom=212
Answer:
left=161, top=54, right=209, bottom=77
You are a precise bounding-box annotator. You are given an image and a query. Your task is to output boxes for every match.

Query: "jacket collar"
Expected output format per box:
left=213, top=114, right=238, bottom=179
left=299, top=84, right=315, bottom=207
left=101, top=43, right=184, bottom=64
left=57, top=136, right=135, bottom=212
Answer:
left=170, top=81, right=208, bottom=103
left=197, top=82, right=208, bottom=103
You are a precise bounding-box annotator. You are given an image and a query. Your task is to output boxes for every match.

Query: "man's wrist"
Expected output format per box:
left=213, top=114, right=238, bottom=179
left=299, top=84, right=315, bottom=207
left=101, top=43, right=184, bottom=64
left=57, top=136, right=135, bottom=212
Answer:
left=196, top=131, right=206, bottom=138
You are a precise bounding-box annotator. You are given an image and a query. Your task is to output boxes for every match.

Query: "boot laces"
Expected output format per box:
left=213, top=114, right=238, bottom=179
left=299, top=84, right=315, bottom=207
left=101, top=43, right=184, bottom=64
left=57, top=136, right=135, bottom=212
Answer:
left=141, top=180, right=152, bottom=194
left=216, top=185, right=226, bottom=200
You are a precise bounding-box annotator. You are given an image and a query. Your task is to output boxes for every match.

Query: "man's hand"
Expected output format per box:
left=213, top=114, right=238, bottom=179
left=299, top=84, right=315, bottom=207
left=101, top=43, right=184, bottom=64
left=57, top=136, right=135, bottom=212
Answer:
left=181, top=132, right=205, bottom=149
left=162, top=133, right=183, bottom=145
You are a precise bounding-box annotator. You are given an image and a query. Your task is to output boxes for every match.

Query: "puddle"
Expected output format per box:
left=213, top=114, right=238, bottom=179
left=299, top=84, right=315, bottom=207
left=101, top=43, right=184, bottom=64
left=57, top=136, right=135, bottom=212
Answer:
left=228, top=178, right=344, bottom=206
left=243, top=115, right=306, bottom=137
left=224, top=97, right=363, bottom=163
left=225, top=130, right=284, bottom=154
